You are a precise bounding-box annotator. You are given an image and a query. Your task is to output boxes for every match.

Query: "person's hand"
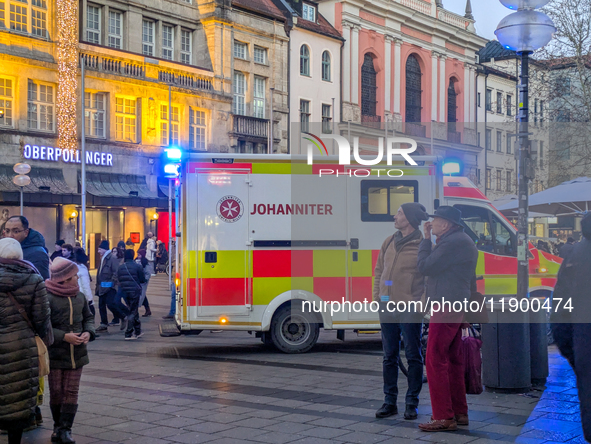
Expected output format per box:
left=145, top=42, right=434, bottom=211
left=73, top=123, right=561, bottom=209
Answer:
left=64, top=333, right=85, bottom=345
left=423, top=221, right=432, bottom=239
left=79, top=332, right=91, bottom=344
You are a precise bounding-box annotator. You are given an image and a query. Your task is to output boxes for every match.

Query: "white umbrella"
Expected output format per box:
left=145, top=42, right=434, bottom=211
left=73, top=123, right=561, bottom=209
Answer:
left=498, top=177, right=591, bottom=216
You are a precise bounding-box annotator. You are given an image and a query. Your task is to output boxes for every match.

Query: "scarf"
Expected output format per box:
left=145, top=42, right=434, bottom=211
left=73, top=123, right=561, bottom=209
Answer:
left=45, top=275, right=80, bottom=298
left=394, top=228, right=422, bottom=251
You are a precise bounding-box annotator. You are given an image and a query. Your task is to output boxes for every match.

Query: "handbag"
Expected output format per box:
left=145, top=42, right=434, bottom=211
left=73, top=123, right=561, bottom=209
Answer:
left=462, top=326, right=483, bottom=395
left=6, top=291, right=50, bottom=378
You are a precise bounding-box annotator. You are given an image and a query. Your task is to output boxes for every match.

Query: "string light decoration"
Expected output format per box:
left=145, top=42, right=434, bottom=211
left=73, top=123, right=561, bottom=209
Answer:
left=56, top=0, right=79, bottom=154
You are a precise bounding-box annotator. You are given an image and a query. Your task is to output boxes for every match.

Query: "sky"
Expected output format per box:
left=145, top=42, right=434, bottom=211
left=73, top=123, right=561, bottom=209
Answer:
left=444, top=0, right=510, bottom=41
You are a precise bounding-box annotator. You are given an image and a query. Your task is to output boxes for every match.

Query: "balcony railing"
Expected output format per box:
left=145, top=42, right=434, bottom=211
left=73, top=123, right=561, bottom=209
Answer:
left=81, top=53, right=145, bottom=79
left=447, top=130, right=462, bottom=144
left=158, top=70, right=213, bottom=91
left=399, top=0, right=431, bottom=15
left=437, top=9, right=470, bottom=29
left=404, top=122, right=427, bottom=138
left=233, top=115, right=268, bottom=139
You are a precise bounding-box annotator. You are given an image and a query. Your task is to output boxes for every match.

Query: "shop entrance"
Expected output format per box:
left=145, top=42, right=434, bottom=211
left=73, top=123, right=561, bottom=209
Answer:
left=85, top=209, right=125, bottom=268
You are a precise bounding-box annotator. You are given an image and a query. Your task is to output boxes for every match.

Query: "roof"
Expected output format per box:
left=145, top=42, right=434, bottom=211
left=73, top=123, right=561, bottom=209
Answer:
left=536, top=54, right=591, bottom=71
left=295, top=12, right=343, bottom=41
left=232, top=0, right=286, bottom=22
left=481, top=64, right=517, bottom=81
left=478, top=40, right=518, bottom=63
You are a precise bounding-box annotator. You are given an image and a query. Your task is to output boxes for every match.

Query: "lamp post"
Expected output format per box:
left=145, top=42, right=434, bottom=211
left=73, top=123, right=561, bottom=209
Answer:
left=495, top=0, right=555, bottom=301
left=13, top=163, right=31, bottom=215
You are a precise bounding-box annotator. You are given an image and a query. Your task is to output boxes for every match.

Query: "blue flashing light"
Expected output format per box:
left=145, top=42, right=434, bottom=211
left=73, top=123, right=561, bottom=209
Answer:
left=442, top=160, right=461, bottom=176
left=164, top=163, right=180, bottom=177
left=165, top=147, right=182, bottom=161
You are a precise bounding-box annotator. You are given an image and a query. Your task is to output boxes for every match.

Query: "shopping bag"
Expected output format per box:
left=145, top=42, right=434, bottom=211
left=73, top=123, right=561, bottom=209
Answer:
left=462, top=326, right=483, bottom=395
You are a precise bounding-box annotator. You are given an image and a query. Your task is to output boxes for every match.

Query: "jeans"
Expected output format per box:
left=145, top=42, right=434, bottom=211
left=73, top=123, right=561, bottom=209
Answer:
left=168, top=286, right=176, bottom=316
left=379, top=311, right=423, bottom=407
left=106, top=288, right=129, bottom=322
left=125, top=291, right=141, bottom=337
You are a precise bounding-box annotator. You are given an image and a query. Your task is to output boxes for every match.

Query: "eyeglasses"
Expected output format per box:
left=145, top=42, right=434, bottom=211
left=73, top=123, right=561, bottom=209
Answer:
left=4, top=229, right=25, bottom=235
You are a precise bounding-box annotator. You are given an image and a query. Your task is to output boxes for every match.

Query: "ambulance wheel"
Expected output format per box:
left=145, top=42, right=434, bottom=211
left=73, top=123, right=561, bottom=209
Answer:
left=270, top=305, right=319, bottom=353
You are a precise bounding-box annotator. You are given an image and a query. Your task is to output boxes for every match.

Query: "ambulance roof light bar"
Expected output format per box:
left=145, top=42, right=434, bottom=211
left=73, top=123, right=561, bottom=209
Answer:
left=165, top=147, right=182, bottom=161
left=442, top=159, right=462, bottom=176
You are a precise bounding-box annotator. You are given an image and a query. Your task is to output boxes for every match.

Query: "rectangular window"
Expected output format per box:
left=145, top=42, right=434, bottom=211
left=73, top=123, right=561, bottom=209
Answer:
left=0, top=78, right=13, bottom=127
left=497, top=92, right=503, bottom=113
left=142, top=20, right=154, bottom=56
left=485, top=89, right=492, bottom=111
left=496, top=170, right=502, bottom=191
left=87, top=5, right=100, bottom=44
left=486, top=169, right=491, bottom=190
left=181, top=29, right=192, bottom=64
left=361, top=180, right=418, bottom=222
left=477, top=92, right=481, bottom=108
left=506, top=171, right=512, bottom=192
left=160, top=104, right=179, bottom=146
left=507, top=95, right=512, bottom=116
left=0, top=2, right=4, bottom=22
left=27, top=80, right=54, bottom=131
left=322, top=104, right=332, bottom=134
left=232, top=71, right=245, bottom=115
left=162, top=25, right=173, bottom=60
left=10, top=2, right=27, bottom=32
left=507, top=135, right=512, bottom=154
left=31, top=8, right=46, bottom=36
left=496, top=131, right=502, bottom=152
left=115, top=97, right=136, bottom=142
left=302, top=3, right=316, bottom=22
left=233, top=41, right=246, bottom=60
left=108, top=10, right=122, bottom=49
left=300, top=99, right=310, bottom=133
left=540, top=100, right=544, bottom=122
left=253, top=76, right=265, bottom=119
left=254, top=46, right=267, bottom=64
left=189, top=108, right=206, bottom=151
left=539, top=141, right=544, bottom=168
left=84, top=92, right=105, bottom=138
left=485, top=128, right=492, bottom=150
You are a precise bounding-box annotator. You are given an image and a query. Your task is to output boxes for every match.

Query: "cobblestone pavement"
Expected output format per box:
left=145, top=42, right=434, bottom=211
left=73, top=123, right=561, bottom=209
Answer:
left=5, top=275, right=586, bottom=444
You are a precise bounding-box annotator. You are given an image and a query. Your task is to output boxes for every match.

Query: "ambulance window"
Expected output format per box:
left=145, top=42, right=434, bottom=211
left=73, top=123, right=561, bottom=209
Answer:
left=361, top=180, right=418, bottom=222
left=454, top=204, right=516, bottom=256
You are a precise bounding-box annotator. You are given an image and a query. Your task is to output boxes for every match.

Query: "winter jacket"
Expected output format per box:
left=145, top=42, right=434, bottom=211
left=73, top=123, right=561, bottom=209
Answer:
left=559, top=242, right=575, bottom=259
left=21, top=229, right=50, bottom=280
left=373, top=230, right=424, bottom=304
left=146, top=238, right=157, bottom=261
left=47, top=290, right=95, bottom=370
left=77, top=264, right=93, bottom=304
left=156, top=244, right=169, bottom=265
left=95, top=250, right=120, bottom=296
left=417, top=227, right=478, bottom=304
left=50, top=250, right=62, bottom=262
left=117, top=260, right=146, bottom=295
left=0, top=260, right=50, bottom=427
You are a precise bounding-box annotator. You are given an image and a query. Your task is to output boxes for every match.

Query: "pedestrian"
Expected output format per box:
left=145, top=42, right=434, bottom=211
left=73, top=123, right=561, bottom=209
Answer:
left=73, top=247, right=94, bottom=317
left=45, top=257, right=95, bottom=444
left=146, top=232, right=157, bottom=276
left=114, top=241, right=126, bottom=262
left=559, top=237, right=576, bottom=259
left=4, top=216, right=50, bottom=280
left=95, top=240, right=129, bottom=332
left=0, top=237, right=50, bottom=444
left=551, top=213, right=591, bottom=442
left=118, top=249, right=146, bottom=340
left=138, top=236, right=148, bottom=251
left=61, top=243, right=74, bottom=260
left=155, top=240, right=168, bottom=274
left=136, top=248, right=152, bottom=317
left=0, top=208, right=10, bottom=238
left=50, top=240, right=65, bottom=261
left=374, top=203, right=428, bottom=421
left=416, top=206, right=478, bottom=432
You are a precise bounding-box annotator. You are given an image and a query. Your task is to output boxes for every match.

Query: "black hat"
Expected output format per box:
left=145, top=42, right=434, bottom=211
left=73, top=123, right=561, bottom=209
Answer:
left=56, top=239, right=65, bottom=247
left=400, top=202, right=429, bottom=229
left=98, top=240, right=110, bottom=250
left=429, top=206, right=463, bottom=226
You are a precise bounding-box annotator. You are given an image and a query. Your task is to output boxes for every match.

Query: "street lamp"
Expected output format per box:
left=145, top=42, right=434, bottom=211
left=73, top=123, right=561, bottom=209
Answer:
left=13, top=163, right=31, bottom=215
left=495, top=0, right=555, bottom=302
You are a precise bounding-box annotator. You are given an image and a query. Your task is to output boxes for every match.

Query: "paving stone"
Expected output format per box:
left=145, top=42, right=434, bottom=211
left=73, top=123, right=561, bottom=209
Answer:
left=167, top=432, right=217, bottom=443
left=337, top=431, right=390, bottom=443
left=182, top=422, right=236, bottom=434
left=298, top=425, right=351, bottom=439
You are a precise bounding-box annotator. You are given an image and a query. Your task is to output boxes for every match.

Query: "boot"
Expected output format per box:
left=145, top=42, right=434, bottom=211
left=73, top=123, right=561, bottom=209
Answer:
left=50, top=404, right=61, bottom=442
left=59, top=404, right=78, bottom=444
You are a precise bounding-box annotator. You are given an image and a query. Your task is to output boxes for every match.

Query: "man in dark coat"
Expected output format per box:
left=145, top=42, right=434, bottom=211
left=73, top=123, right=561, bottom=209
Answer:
left=117, top=249, right=146, bottom=340
left=95, top=240, right=128, bottom=332
left=551, top=213, right=591, bottom=442
left=4, top=216, right=50, bottom=280
left=416, top=206, right=478, bottom=432
left=558, top=237, right=576, bottom=259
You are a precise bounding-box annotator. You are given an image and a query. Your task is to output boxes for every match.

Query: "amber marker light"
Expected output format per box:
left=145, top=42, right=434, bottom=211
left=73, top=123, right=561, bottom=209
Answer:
left=220, top=317, right=228, bottom=324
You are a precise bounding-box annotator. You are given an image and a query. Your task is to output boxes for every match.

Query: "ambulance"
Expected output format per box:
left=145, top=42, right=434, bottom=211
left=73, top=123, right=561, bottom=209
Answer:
left=162, top=152, right=562, bottom=353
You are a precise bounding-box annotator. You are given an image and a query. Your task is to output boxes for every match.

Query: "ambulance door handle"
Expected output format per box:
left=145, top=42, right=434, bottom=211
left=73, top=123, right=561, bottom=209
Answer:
left=350, top=238, right=359, bottom=250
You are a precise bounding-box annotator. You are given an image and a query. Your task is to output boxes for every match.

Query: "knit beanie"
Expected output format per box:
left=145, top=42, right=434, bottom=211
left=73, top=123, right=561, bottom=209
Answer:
left=0, top=237, right=23, bottom=260
left=400, top=202, right=429, bottom=229
left=582, top=213, right=591, bottom=240
left=99, top=240, right=109, bottom=250
left=50, top=257, right=79, bottom=282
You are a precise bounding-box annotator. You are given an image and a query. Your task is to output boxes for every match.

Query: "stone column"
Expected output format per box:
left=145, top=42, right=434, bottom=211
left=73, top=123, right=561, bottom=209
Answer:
left=342, top=22, right=352, bottom=103
left=393, top=38, right=402, bottom=115
left=431, top=51, right=439, bottom=122
left=464, top=62, right=471, bottom=123
left=351, top=25, right=360, bottom=105
left=439, top=54, right=447, bottom=122
left=469, top=65, right=476, bottom=123
left=384, top=35, right=393, bottom=112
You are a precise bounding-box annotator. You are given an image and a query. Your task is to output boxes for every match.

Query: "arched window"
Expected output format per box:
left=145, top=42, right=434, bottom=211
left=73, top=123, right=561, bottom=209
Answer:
left=448, top=78, right=458, bottom=124
left=322, top=51, right=331, bottom=81
left=405, top=55, right=422, bottom=122
left=361, top=53, right=377, bottom=117
left=300, top=45, right=310, bottom=76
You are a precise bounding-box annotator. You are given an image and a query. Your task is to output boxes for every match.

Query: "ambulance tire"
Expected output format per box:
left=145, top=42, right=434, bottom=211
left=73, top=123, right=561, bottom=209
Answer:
left=270, top=305, right=320, bottom=354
